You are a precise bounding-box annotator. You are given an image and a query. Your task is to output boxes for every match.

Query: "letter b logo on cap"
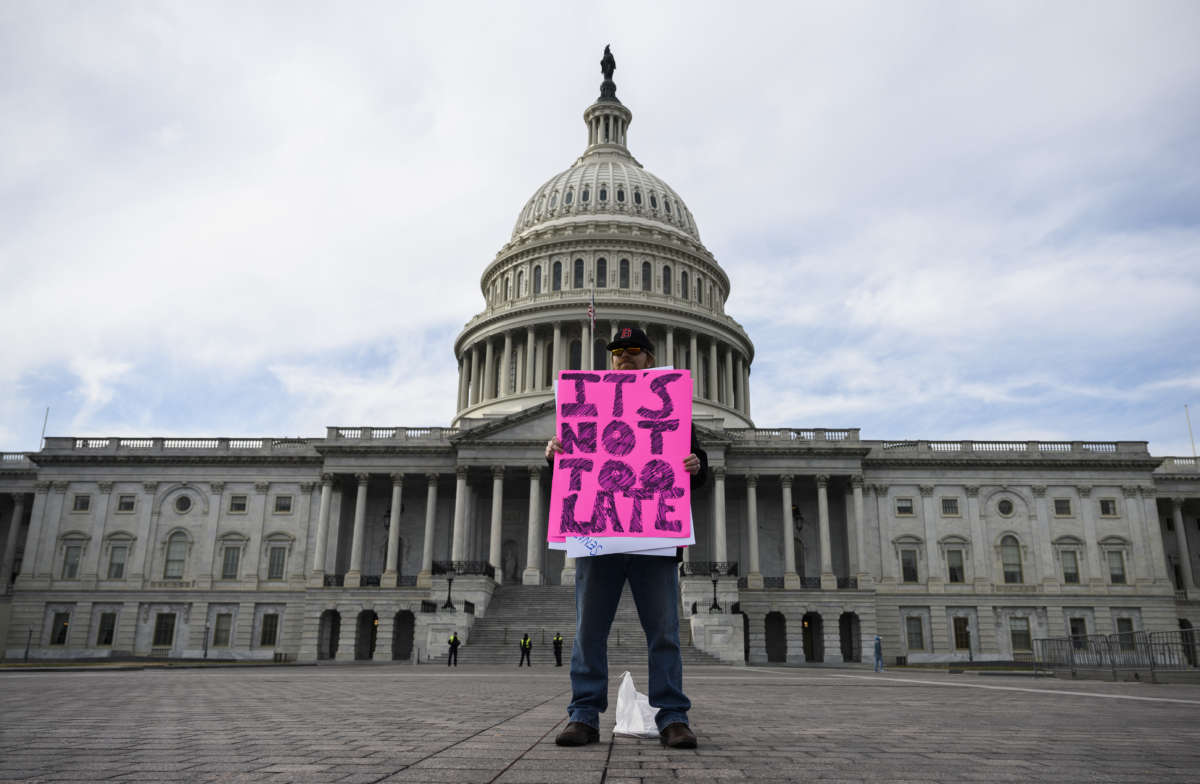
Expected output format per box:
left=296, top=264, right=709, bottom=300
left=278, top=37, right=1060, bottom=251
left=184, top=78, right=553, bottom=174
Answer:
left=621, top=328, right=631, bottom=338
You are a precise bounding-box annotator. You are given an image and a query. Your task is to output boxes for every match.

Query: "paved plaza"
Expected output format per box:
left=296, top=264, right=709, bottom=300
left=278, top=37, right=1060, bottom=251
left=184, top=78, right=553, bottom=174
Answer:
left=1, top=663, right=1198, bottom=783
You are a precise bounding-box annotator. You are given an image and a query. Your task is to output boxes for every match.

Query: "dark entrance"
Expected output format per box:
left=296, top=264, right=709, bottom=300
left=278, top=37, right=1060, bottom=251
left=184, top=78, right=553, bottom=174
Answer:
left=802, top=611, right=824, bottom=663
left=741, top=610, right=750, bottom=663
left=355, top=610, right=378, bottom=660
left=317, top=610, right=340, bottom=660
left=765, top=611, right=787, bottom=663
left=1181, top=619, right=1197, bottom=667
left=393, top=610, right=415, bottom=661
left=839, top=612, right=861, bottom=662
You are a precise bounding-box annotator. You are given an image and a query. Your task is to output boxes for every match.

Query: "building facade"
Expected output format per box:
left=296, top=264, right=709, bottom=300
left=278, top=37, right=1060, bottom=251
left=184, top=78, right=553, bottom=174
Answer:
left=2, top=54, right=1198, bottom=665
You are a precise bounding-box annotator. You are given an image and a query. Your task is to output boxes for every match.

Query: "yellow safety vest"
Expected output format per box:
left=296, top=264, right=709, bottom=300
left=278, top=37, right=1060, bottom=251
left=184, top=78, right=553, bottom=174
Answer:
left=521, top=638, right=531, bottom=649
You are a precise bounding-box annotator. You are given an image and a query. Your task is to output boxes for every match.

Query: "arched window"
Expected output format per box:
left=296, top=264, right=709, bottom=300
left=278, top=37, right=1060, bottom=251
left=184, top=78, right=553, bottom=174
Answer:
left=568, top=340, right=582, bottom=370
left=681, top=271, right=689, bottom=301
left=564, top=189, right=574, bottom=206
left=650, top=194, right=658, bottom=209
left=662, top=265, right=672, bottom=295
left=549, top=192, right=558, bottom=208
left=641, top=262, right=652, bottom=291
left=634, top=190, right=643, bottom=206
left=1001, top=536, right=1023, bottom=584
left=596, top=258, right=607, bottom=288
left=616, top=187, right=625, bottom=203
left=505, top=278, right=511, bottom=300
left=599, top=186, right=607, bottom=202
left=552, top=261, right=562, bottom=291
left=164, top=532, right=188, bottom=579
left=517, top=270, right=525, bottom=296
left=573, top=259, right=584, bottom=288
left=696, top=276, right=703, bottom=304
left=619, top=259, right=629, bottom=288
left=533, top=265, right=542, bottom=294
left=581, top=187, right=590, bottom=203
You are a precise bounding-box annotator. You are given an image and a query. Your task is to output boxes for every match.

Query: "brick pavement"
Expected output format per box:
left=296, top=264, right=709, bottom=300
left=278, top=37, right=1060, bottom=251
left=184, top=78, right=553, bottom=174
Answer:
left=1, top=664, right=1198, bottom=783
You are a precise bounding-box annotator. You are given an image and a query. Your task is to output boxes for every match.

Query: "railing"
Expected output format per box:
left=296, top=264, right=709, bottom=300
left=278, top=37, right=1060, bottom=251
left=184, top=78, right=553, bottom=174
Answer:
left=323, top=574, right=345, bottom=587
left=420, top=600, right=438, bottom=613
left=0, top=453, right=34, bottom=468
left=680, top=561, right=738, bottom=577
left=360, top=575, right=381, bottom=587
left=874, top=440, right=1146, bottom=456
left=53, top=437, right=318, bottom=455
left=399, top=575, right=418, bottom=587
left=326, top=427, right=459, bottom=442
left=763, top=576, right=785, bottom=589
left=725, top=428, right=860, bottom=443
left=1160, top=456, right=1200, bottom=472
left=799, top=576, right=821, bottom=589
left=1035, top=630, right=1199, bottom=678
left=432, top=561, right=495, bottom=578
left=837, top=577, right=859, bottom=589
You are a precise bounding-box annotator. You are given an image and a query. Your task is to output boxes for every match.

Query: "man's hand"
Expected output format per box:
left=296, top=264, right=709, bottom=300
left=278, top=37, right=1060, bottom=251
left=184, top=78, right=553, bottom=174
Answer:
left=545, top=436, right=563, bottom=461
left=683, top=453, right=700, bottom=475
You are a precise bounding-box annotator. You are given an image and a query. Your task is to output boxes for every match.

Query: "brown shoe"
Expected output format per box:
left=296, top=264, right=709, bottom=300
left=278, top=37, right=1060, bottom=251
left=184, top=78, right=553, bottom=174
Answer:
left=659, top=722, right=697, bottom=749
left=555, top=722, right=600, bottom=746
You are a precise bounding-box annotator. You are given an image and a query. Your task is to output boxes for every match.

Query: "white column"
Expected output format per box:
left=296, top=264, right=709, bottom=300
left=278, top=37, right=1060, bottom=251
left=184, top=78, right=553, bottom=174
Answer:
left=489, top=467, right=504, bottom=581
left=451, top=467, right=468, bottom=562
left=456, top=357, right=467, bottom=410
left=1142, top=488, right=1170, bottom=584
left=1077, top=486, right=1104, bottom=588
left=418, top=474, right=438, bottom=587
left=1, top=493, right=26, bottom=594
left=384, top=474, right=403, bottom=587
left=817, top=475, right=835, bottom=590
left=689, top=333, right=699, bottom=396
left=523, top=467, right=543, bottom=585
left=966, top=486, right=988, bottom=588
left=852, top=475, right=866, bottom=584
left=743, top=363, right=751, bottom=418
left=483, top=339, right=496, bottom=400
left=525, top=327, right=537, bottom=392
left=311, top=475, right=332, bottom=576
left=724, top=346, right=735, bottom=407
left=782, top=475, right=799, bottom=588
left=345, top=473, right=369, bottom=587
left=501, top=331, right=513, bottom=396
left=734, top=355, right=744, bottom=412
left=665, top=328, right=674, bottom=370
left=81, top=481, right=114, bottom=583
left=712, top=467, right=727, bottom=563
left=1031, top=486, right=1057, bottom=590
left=745, top=475, right=761, bottom=588
left=583, top=319, right=592, bottom=371
left=920, top=484, right=943, bottom=592
left=470, top=344, right=482, bottom=405
left=708, top=340, right=719, bottom=402
left=875, top=485, right=895, bottom=584
left=1173, top=498, right=1195, bottom=593
left=562, top=555, right=576, bottom=585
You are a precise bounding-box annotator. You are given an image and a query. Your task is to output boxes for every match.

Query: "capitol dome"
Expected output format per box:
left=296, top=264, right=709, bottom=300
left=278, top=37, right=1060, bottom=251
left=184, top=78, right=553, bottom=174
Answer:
left=451, top=49, right=754, bottom=429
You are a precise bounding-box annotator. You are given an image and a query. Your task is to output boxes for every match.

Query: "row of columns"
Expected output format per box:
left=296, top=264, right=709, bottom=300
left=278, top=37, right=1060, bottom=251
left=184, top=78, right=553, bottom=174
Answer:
left=1, top=494, right=27, bottom=594
left=310, top=467, right=557, bottom=588
left=457, top=321, right=751, bottom=416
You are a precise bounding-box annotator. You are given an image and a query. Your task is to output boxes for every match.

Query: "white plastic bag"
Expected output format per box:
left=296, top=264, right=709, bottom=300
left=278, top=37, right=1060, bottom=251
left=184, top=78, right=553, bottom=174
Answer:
left=613, top=670, right=659, bottom=738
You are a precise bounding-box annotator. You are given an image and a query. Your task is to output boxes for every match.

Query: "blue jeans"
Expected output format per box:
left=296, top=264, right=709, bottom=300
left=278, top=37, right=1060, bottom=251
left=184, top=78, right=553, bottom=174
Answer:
left=568, top=553, right=690, bottom=732
left=874, top=654, right=884, bottom=672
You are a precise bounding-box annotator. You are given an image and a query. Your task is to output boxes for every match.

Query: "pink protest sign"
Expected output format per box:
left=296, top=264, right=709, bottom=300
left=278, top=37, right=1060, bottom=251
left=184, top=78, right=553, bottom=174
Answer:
left=547, top=369, right=693, bottom=541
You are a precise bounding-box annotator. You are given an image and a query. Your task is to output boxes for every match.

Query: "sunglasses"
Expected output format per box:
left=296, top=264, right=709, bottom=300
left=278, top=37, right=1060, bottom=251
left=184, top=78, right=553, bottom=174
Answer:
left=610, top=347, right=643, bottom=357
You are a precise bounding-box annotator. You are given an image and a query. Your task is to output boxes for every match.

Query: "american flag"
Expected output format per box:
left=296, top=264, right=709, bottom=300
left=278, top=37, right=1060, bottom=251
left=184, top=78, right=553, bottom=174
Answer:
left=587, top=288, right=595, bottom=331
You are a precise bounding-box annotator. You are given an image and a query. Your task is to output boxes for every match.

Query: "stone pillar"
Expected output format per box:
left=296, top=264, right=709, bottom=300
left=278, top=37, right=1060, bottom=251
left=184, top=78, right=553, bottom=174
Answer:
left=1173, top=498, right=1195, bottom=592
left=852, top=476, right=866, bottom=584
left=688, top=332, right=699, bottom=396
left=724, top=346, right=735, bottom=406
left=418, top=474, right=438, bottom=587
left=523, top=467, right=543, bottom=585
left=525, top=327, right=536, bottom=392
left=1077, top=486, right=1105, bottom=588
left=665, top=328, right=674, bottom=371
left=817, top=475, right=835, bottom=590
left=81, top=482, right=114, bottom=585
left=470, top=344, right=482, bottom=405
left=451, top=467, right=468, bottom=562
left=1031, top=486, right=1058, bottom=591
left=874, top=485, right=894, bottom=584
left=489, top=467, right=504, bottom=580
left=1142, top=488, right=1170, bottom=584
left=552, top=323, right=562, bottom=377
left=345, top=473, right=369, bottom=587
left=131, top=481, right=155, bottom=583
left=920, top=485, right=943, bottom=592
left=712, top=468, right=727, bottom=563
left=583, top=319, right=592, bottom=371
left=383, top=474, right=403, bottom=587
left=1123, top=486, right=1151, bottom=585
left=311, top=475, right=332, bottom=577
left=966, top=486, right=988, bottom=588
left=743, top=363, right=751, bottom=418
left=456, top=356, right=467, bottom=411
left=483, top=339, right=496, bottom=400
left=501, top=331, right=513, bottom=396
left=561, top=555, right=577, bottom=585
left=735, top=355, right=745, bottom=412
left=1, top=493, right=25, bottom=594
left=708, top=340, right=719, bottom=402
left=782, top=475, right=799, bottom=588
left=745, top=475, right=762, bottom=588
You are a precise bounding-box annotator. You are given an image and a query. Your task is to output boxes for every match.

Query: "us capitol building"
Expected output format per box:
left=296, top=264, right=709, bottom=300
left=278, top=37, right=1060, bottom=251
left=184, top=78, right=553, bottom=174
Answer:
left=2, top=51, right=1198, bottom=666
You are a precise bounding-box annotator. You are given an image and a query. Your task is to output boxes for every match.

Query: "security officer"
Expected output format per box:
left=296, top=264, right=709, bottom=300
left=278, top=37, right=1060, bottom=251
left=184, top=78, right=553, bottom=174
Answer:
left=553, top=632, right=565, bottom=667
left=519, top=633, right=533, bottom=667
left=447, top=632, right=460, bottom=667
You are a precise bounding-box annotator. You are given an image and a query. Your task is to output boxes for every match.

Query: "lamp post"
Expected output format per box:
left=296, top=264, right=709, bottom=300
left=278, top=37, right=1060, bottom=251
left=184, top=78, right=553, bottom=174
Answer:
left=443, top=568, right=456, bottom=610
left=709, top=566, right=721, bottom=613
left=203, top=624, right=210, bottom=659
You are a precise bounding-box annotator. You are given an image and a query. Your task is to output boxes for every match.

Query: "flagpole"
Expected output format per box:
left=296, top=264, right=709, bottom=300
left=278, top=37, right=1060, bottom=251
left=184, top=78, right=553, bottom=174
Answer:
left=1187, top=404, right=1197, bottom=459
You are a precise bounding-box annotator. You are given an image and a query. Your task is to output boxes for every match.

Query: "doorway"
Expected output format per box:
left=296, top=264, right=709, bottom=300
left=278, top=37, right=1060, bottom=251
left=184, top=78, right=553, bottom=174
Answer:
left=839, top=612, right=861, bottom=662
left=765, top=612, right=787, bottom=663
left=953, top=616, right=972, bottom=656
left=802, top=612, right=823, bottom=663
left=393, top=610, right=415, bottom=661
left=355, top=610, right=378, bottom=660
left=317, top=610, right=340, bottom=660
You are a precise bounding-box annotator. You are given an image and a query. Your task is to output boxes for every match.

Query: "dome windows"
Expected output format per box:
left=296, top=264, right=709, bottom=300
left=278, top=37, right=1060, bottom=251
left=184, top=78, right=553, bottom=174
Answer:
left=619, top=259, right=630, bottom=288
left=641, top=261, right=652, bottom=292
left=616, top=187, right=625, bottom=203
left=573, top=258, right=584, bottom=288
left=650, top=194, right=658, bottom=209
left=662, top=265, right=672, bottom=295
left=681, top=271, right=689, bottom=301
left=581, top=187, right=590, bottom=203
left=596, top=258, right=607, bottom=288
left=564, top=190, right=574, bottom=206
left=696, top=276, right=703, bottom=304
left=533, top=265, right=542, bottom=295
left=550, top=193, right=558, bottom=209
left=664, top=198, right=672, bottom=215
left=552, top=261, right=563, bottom=291
left=599, top=186, right=607, bottom=202
left=633, top=190, right=643, bottom=206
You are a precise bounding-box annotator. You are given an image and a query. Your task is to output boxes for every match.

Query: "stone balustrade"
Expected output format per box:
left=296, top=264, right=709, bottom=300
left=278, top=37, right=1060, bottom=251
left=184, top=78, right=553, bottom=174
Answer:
left=872, top=440, right=1148, bottom=457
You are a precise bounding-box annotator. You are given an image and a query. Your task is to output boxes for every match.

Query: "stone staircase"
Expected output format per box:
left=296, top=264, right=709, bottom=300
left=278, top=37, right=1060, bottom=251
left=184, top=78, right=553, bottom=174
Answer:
left=429, top=584, right=724, bottom=666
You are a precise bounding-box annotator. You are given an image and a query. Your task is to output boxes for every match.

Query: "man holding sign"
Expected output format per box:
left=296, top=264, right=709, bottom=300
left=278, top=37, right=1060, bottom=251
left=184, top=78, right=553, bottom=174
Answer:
left=546, top=326, right=707, bottom=750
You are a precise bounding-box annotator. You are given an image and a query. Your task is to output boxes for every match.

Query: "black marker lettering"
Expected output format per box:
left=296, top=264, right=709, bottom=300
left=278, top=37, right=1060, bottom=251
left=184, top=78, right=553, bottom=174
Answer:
left=560, top=422, right=596, bottom=454
left=559, top=372, right=601, bottom=417
left=636, top=372, right=682, bottom=419
left=558, top=458, right=593, bottom=491
left=601, top=420, right=636, bottom=456
left=602, top=372, right=637, bottom=416
left=637, top=419, right=679, bottom=454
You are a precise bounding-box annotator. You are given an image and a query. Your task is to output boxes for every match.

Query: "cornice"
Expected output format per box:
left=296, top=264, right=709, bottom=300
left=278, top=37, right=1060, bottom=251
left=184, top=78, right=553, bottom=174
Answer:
left=488, top=234, right=726, bottom=286
left=862, top=456, right=1164, bottom=471
left=28, top=454, right=323, bottom=467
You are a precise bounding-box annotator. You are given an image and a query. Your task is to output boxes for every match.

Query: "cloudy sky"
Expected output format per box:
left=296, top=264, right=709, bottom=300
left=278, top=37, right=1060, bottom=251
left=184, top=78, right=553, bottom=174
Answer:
left=2, top=1, right=1198, bottom=455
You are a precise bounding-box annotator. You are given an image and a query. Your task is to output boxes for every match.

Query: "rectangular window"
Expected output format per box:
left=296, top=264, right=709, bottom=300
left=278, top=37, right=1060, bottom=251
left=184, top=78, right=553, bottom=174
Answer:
left=1099, top=499, right=1117, bottom=517
left=953, top=617, right=971, bottom=650
left=947, top=550, right=965, bottom=583
left=905, top=616, right=924, bottom=650
left=221, top=547, right=240, bottom=580
left=107, top=546, right=127, bottom=579
left=1010, top=617, right=1032, bottom=653
left=72, top=495, right=90, bottom=512
left=213, top=614, right=232, bottom=647
left=1053, top=498, right=1072, bottom=516
left=152, top=613, right=176, bottom=647
left=50, top=612, right=70, bottom=645
left=260, top=613, right=279, bottom=647
left=941, top=498, right=960, bottom=516
left=1116, top=617, right=1135, bottom=650
left=1107, top=551, right=1126, bottom=584
left=267, top=547, right=286, bottom=580
left=117, top=495, right=136, bottom=512
left=273, top=496, right=292, bottom=514
left=901, top=550, right=919, bottom=583
left=895, top=498, right=914, bottom=516
left=1069, top=617, right=1087, bottom=648
left=96, top=612, right=116, bottom=646
left=164, top=538, right=187, bottom=579
left=229, top=495, right=248, bottom=513
left=1061, top=551, right=1079, bottom=584
left=62, top=545, right=82, bottom=579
